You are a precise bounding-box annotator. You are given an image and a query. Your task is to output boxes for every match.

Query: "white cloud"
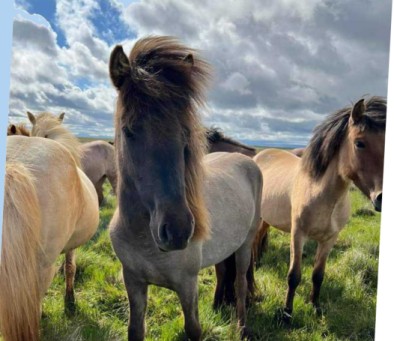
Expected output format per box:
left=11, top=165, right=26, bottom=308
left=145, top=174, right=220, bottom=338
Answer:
left=8, top=0, right=391, bottom=145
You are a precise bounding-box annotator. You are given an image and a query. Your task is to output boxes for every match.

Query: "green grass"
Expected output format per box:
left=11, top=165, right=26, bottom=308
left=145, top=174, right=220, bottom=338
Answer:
left=40, top=183, right=381, bottom=341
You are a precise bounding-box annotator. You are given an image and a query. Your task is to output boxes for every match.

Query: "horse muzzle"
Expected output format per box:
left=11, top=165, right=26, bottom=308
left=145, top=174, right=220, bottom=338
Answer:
left=153, top=210, right=195, bottom=252
left=372, top=192, right=382, bottom=212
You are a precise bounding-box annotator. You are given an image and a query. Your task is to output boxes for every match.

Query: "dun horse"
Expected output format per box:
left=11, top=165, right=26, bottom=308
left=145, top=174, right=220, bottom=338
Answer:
left=109, top=36, right=262, bottom=340
left=205, top=127, right=257, bottom=308
left=253, top=97, right=385, bottom=322
left=0, top=134, right=99, bottom=341
left=80, top=141, right=117, bottom=205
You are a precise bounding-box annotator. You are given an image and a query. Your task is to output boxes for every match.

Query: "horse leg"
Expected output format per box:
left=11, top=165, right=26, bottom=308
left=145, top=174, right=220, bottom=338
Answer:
left=123, top=269, right=148, bottom=341
left=282, top=229, right=306, bottom=324
left=213, top=261, right=226, bottom=309
left=253, top=221, right=270, bottom=268
left=235, top=246, right=253, bottom=339
left=246, top=253, right=255, bottom=305
left=176, top=276, right=202, bottom=341
left=95, top=178, right=105, bottom=206
left=310, top=235, right=338, bottom=313
left=107, top=170, right=118, bottom=196
left=64, top=249, right=76, bottom=315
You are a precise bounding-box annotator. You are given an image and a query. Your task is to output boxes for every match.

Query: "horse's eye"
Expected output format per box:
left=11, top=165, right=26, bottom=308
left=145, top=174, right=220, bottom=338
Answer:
left=355, top=140, right=365, bottom=149
left=44, top=134, right=48, bottom=138
left=122, top=126, right=134, bottom=139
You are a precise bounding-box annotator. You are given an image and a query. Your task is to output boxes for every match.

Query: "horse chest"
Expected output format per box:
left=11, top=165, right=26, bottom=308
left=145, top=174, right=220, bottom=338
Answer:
left=110, top=218, right=201, bottom=286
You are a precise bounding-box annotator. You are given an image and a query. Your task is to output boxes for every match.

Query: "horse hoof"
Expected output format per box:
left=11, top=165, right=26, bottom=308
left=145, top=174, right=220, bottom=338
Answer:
left=239, top=326, right=253, bottom=340
left=274, top=308, right=292, bottom=327
left=64, top=293, right=76, bottom=316
left=314, top=305, right=323, bottom=318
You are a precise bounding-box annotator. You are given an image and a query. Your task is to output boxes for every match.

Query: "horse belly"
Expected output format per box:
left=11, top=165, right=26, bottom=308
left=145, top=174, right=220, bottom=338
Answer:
left=262, top=192, right=292, bottom=233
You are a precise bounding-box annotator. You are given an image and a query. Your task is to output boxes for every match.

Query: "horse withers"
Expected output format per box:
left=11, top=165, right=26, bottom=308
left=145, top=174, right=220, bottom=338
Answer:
left=109, top=36, right=262, bottom=340
left=253, top=96, right=385, bottom=323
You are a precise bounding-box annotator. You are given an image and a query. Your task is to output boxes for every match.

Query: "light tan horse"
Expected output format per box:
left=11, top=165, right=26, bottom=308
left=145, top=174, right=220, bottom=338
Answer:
left=0, top=130, right=99, bottom=341
left=27, top=111, right=81, bottom=167
left=253, top=96, right=386, bottom=323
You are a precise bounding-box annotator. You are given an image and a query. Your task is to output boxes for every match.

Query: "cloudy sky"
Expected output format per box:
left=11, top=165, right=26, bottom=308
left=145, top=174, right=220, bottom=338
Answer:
left=8, top=0, right=392, bottom=146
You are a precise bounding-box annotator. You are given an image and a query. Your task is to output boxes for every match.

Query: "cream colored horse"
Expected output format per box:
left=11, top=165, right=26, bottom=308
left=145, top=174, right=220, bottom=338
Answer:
left=253, top=96, right=386, bottom=323
left=0, top=125, right=99, bottom=341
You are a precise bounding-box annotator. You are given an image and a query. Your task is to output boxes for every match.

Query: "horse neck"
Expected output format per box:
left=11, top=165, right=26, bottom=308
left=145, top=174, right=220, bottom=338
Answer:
left=304, top=154, right=351, bottom=204
left=53, top=133, right=81, bottom=168
left=210, top=140, right=255, bottom=157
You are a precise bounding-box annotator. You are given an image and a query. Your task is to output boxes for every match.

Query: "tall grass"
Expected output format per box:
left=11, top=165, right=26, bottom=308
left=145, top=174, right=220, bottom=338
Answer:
left=39, top=183, right=380, bottom=340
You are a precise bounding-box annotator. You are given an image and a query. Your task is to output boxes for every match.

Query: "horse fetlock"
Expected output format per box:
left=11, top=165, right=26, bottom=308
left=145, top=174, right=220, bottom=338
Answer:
left=239, top=324, right=253, bottom=340
left=64, top=291, right=76, bottom=316
left=184, top=322, right=202, bottom=341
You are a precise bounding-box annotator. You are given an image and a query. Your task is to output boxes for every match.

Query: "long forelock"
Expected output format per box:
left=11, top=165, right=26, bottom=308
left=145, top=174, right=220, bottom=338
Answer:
left=115, top=36, right=212, bottom=239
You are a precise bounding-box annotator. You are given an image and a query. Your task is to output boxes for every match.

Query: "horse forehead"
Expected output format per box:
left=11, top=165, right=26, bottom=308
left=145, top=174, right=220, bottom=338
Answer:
left=348, top=125, right=385, bottom=142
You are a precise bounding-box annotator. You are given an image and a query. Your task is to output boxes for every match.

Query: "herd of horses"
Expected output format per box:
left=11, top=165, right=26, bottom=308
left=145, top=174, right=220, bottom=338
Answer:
left=0, top=36, right=386, bottom=341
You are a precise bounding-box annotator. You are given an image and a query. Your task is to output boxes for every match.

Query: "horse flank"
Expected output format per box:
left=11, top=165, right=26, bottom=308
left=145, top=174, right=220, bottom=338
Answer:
left=30, top=112, right=82, bottom=168
left=114, top=36, right=212, bottom=240
left=0, top=162, right=41, bottom=341
left=302, top=96, right=386, bottom=179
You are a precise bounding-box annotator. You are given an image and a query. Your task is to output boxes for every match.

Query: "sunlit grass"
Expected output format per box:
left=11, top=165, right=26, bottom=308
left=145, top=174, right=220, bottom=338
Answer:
left=40, top=182, right=380, bottom=340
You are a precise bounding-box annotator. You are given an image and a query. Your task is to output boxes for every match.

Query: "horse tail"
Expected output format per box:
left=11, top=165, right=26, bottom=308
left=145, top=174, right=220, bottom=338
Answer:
left=252, top=221, right=270, bottom=268
left=0, top=163, right=41, bottom=341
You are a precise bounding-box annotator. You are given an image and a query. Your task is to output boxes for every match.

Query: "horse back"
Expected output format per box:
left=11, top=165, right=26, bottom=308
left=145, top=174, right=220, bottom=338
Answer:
left=253, top=148, right=300, bottom=232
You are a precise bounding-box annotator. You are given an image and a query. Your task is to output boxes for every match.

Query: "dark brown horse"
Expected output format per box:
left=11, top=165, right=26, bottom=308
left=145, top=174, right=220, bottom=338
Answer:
left=206, top=127, right=256, bottom=157
left=109, top=36, right=262, bottom=340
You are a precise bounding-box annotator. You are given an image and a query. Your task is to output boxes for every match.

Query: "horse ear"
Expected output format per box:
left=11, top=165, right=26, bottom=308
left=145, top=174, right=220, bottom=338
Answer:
left=351, top=99, right=366, bottom=124
left=27, top=111, right=36, bottom=125
left=109, top=45, right=131, bottom=90
left=183, top=54, right=194, bottom=66
left=10, top=124, right=16, bottom=134
left=59, top=112, right=65, bottom=122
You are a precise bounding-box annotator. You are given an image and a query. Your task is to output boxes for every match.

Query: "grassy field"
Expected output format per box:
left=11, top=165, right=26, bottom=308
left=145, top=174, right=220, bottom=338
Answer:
left=40, top=183, right=380, bottom=341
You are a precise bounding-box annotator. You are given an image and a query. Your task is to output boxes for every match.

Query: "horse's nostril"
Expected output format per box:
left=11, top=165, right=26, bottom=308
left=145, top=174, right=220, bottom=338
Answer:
left=159, top=223, right=172, bottom=244
left=376, top=193, right=382, bottom=203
